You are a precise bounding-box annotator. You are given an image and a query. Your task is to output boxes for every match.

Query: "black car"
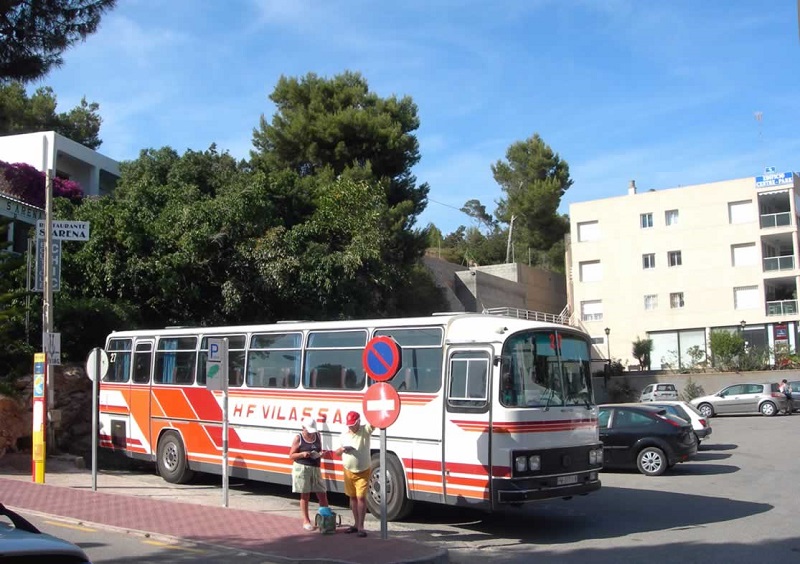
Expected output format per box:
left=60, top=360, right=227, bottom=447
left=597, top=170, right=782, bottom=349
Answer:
left=598, top=403, right=698, bottom=476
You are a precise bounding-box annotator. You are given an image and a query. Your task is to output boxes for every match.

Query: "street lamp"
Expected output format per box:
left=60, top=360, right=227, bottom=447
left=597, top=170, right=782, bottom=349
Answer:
left=604, top=327, right=611, bottom=360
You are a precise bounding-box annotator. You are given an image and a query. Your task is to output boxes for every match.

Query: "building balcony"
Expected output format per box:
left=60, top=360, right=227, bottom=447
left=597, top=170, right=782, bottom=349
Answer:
left=760, top=211, right=791, bottom=229
left=763, top=255, right=795, bottom=271
left=766, top=299, right=797, bottom=316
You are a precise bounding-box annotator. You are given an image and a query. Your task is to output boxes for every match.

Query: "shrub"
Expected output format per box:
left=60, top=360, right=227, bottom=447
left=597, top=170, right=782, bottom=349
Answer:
left=709, top=330, right=745, bottom=371
left=680, top=378, right=706, bottom=402
left=608, top=378, right=636, bottom=403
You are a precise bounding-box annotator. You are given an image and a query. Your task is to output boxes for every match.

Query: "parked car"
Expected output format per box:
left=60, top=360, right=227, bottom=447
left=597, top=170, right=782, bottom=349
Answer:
left=645, top=400, right=712, bottom=442
left=0, top=502, right=91, bottom=563
left=690, top=382, right=789, bottom=417
left=639, top=383, right=679, bottom=402
left=598, top=404, right=698, bottom=476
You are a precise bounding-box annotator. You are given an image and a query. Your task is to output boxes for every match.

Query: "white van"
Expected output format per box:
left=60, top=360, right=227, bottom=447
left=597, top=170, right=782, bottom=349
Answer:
left=639, top=383, right=679, bottom=402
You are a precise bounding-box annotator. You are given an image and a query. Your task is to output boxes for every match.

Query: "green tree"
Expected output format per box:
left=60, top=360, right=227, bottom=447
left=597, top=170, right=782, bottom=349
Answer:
left=0, top=218, right=33, bottom=382
left=1, top=0, right=117, bottom=83
left=251, top=71, right=441, bottom=313
left=492, top=134, right=572, bottom=271
left=0, top=82, right=103, bottom=148
left=709, top=330, right=745, bottom=371
left=631, top=337, right=653, bottom=370
left=460, top=199, right=496, bottom=233
left=57, top=144, right=443, bottom=334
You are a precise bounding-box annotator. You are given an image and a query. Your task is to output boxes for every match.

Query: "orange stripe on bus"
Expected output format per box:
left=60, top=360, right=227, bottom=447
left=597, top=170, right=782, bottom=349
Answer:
left=445, top=486, right=490, bottom=500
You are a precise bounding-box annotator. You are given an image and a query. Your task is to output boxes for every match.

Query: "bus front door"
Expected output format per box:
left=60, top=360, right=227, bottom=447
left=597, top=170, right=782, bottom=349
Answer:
left=442, top=347, right=493, bottom=510
left=128, top=340, right=154, bottom=456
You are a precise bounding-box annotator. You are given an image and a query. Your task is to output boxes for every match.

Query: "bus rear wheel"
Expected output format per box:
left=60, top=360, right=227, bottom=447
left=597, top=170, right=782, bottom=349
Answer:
left=366, top=453, right=413, bottom=521
left=157, top=431, right=194, bottom=484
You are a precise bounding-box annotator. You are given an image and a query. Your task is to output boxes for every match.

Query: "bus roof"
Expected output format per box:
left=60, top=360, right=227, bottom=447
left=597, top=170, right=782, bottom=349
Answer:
left=107, top=311, right=584, bottom=342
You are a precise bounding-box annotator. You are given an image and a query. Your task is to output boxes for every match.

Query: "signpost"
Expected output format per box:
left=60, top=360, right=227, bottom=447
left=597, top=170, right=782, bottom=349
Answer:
left=43, top=332, right=61, bottom=366
left=32, top=353, right=46, bottom=483
left=361, top=336, right=403, bottom=540
left=206, top=338, right=229, bottom=507
left=86, top=348, right=109, bottom=491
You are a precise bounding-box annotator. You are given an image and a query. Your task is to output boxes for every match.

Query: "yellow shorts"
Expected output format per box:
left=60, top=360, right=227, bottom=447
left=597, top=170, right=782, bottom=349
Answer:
left=343, top=467, right=371, bottom=499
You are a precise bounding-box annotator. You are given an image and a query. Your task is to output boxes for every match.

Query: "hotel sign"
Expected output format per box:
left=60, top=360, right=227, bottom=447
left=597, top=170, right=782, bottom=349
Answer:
left=755, top=169, right=794, bottom=188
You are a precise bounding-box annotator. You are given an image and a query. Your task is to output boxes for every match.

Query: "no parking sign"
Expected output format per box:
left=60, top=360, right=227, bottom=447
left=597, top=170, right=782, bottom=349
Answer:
left=362, top=335, right=402, bottom=382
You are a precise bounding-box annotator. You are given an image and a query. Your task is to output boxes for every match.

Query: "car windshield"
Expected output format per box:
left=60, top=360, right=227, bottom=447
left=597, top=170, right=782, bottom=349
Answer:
left=500, top=330, right=594, bottom=408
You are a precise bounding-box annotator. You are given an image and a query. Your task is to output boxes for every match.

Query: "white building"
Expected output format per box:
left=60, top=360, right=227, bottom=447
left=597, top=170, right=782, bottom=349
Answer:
left=567, top=170, right=799, bottom=370
left=0, top=131, right=119, bottom=252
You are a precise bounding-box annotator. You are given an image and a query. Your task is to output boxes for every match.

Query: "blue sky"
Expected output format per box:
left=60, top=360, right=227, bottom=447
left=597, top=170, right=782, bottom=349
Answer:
left=38, top=0, right=800, bottom=234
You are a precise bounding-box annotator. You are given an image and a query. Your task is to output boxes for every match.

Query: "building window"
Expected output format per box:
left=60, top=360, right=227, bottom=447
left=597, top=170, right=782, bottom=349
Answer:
left=731, top=243, right=757, bottom=266
left=734, top=286, right=759, bottom=310
left=670, top=292, right=685, bottom=309
left=591, top=336, right=605, bottom=345
left=580, top=300, right=603, bottom=322
left=577, top=221, right=599, bottom=242
left=640, top=213, right=653, bottom=229
left=579, top=260, right=602, bottom=282
left=665, top=209, right=679, bottom=226
left=644, top=294, right=658, bottom=310
left=728, top=200, right=754, bottom=224
left=642, top=253, right=655, bottom=269
left=668, top=250, right=682, bottom=267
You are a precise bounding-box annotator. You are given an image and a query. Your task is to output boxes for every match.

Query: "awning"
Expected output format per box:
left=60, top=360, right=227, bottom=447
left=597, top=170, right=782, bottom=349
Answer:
left=758, top=188, right=789, bottom=196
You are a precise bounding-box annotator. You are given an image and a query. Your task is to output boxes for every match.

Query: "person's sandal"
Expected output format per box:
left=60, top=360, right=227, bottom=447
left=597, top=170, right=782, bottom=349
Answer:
left=344, top=526, right=358, bottom=534
left=357, top=531, right=367, bottom=537
left=303, top=523, right=315, bottom=531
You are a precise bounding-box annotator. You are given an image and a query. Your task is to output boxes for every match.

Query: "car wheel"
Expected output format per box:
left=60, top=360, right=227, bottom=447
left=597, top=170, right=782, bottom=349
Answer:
left=697, top=403, right=714, bottom=418
left=157, top=431, right=194, bottom=484
left=759, top=401, right=777, bottom=417
left=637, top=447, right=667, bottom=476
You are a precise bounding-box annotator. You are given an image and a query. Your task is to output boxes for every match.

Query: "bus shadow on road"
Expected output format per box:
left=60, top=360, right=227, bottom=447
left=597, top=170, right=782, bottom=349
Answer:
left=394, top=487, right=771, bottom=546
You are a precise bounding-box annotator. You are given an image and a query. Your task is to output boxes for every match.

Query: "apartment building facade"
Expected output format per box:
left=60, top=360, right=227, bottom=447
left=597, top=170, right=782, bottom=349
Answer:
left=568, top=169, right=799, bottom=370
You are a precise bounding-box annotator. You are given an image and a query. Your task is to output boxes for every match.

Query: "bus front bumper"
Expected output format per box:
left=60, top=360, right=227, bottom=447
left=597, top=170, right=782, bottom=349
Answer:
left=494, top=470, right=601, bottom=503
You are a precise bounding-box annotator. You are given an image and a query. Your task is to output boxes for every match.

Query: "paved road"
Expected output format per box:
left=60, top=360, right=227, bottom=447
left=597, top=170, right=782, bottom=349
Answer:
left=2, top=414, right=798, bottom=563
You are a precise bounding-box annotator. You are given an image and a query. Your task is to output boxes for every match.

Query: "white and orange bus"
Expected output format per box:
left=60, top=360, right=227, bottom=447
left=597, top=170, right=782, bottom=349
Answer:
left=99, top=310, right=602, bottom=520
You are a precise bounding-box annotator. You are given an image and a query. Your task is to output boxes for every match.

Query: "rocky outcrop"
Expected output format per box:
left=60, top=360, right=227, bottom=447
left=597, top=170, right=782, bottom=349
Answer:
left=0, top=364, right=92, bottom=458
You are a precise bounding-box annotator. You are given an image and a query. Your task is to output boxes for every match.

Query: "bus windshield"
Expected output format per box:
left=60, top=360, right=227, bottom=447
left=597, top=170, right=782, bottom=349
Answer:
left=500, top=330, right=593, bottom=408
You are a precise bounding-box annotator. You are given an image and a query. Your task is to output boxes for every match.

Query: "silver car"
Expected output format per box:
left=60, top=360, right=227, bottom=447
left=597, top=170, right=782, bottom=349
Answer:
left=0, top=503, right=91, bottom=563
left=690, top=382, right=788, bottom=417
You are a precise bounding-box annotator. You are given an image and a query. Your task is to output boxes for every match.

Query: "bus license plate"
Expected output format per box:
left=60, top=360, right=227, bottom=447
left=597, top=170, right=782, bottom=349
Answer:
left=557, top=475, right=578, bottom=486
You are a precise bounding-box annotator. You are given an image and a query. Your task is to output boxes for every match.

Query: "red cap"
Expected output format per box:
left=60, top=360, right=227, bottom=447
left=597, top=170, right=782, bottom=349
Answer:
left=346, top=411, right=360, bottom=426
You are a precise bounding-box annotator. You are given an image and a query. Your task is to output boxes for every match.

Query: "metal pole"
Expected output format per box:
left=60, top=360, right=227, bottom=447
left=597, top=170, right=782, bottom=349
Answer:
left=222, top=338, right=229, bottom=508
left=92, top=348, right=99, bottom=491
left=380, top=428, right=387, bottom=540
left=25, top=237, right=32, bottom=344
left=222, top=384, right=229, bottom=507
left=43, top=165, right=55, bottom=453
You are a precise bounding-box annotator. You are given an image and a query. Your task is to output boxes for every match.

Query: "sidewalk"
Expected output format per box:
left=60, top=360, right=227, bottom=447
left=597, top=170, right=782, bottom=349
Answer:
left=0, top=456, right=448, bottom=564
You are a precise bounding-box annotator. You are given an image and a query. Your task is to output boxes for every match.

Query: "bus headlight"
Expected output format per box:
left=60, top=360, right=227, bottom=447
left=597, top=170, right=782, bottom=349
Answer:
left=528, top=455, right=541, bottom=471
left=589, top=448, right=603, bottom=465
left=515, top=455, right=528, bottom=472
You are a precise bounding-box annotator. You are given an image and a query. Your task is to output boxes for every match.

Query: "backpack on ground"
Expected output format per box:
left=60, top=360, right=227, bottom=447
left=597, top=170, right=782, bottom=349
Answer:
left=315, top=508, right=341, bottom=534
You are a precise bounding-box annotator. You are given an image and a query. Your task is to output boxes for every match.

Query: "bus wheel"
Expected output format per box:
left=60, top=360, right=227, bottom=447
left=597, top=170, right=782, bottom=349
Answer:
left=157, top=431, right=194, bottom=484
left=367, top=453, right=414, bottom=521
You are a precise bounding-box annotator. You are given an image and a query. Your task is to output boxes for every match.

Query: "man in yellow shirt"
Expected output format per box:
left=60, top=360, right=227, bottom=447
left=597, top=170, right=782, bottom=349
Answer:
left=335, top=411, right=374, bottom=537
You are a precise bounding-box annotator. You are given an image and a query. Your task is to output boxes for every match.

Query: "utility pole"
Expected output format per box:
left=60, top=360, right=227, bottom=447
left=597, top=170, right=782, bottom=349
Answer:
left=42, top=137, right=55, bottom=452
left=505, top=215, right=516, bottom=263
